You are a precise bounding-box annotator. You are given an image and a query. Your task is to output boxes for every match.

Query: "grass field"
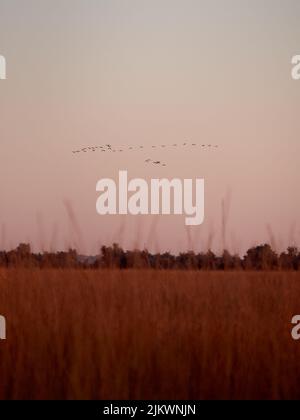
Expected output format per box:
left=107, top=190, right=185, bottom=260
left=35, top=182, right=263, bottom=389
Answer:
left=0, top=269, right=300, bottom=400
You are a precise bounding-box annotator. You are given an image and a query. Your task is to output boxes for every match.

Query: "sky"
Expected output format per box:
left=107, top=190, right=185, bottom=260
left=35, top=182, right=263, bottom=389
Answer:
left=0, top=0, right=300, bottom=255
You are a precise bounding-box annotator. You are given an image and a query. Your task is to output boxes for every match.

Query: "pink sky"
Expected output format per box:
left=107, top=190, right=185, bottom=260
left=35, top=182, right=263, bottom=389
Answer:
left=0, top=0, right=300, bottom=254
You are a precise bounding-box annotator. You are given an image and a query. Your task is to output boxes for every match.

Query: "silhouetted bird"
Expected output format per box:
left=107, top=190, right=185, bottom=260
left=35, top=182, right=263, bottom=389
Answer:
left=72, top=140, right=220, bottom=158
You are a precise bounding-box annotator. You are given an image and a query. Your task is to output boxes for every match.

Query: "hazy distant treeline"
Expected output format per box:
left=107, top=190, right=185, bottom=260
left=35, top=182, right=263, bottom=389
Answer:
left=1, top=243, right=300, bottom=270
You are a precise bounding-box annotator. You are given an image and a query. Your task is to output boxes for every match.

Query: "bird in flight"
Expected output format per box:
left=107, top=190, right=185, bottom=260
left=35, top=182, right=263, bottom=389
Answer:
left=144, top=158, right=167, bottom=167
left=72, top=142, right=220, bottom=167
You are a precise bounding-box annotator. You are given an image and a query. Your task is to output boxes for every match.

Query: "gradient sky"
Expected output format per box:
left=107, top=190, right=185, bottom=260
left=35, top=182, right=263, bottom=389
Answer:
left=0, top=0, right=300, bottom=254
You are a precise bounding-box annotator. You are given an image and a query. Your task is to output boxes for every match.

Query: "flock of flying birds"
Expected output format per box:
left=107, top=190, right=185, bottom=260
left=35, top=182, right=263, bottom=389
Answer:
left=71, top=142, right=219, bottom=167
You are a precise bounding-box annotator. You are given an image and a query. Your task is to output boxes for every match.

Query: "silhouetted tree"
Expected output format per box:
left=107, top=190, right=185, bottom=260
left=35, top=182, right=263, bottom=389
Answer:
left=0, top=242, right=299, bottom=271
left=244, top=244, right=278, bottom=270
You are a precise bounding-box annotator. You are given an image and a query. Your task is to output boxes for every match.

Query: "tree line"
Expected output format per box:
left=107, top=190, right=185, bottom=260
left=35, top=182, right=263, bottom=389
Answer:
left=1, top=243, right=300, bottom=270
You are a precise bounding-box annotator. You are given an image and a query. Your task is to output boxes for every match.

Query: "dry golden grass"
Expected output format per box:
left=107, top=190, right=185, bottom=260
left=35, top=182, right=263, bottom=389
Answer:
left=0, top=269, right=300, bottom=400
